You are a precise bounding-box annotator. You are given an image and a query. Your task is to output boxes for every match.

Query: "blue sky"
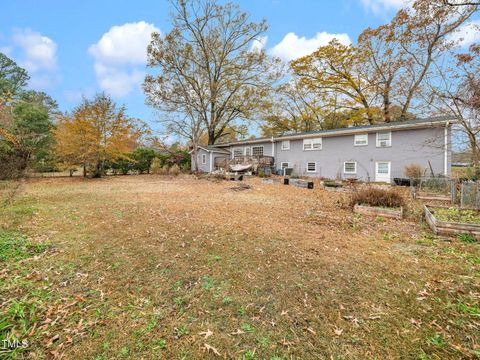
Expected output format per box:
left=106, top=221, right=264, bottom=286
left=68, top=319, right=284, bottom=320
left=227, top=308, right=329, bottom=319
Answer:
left=1, top=0, right=479, bottom=135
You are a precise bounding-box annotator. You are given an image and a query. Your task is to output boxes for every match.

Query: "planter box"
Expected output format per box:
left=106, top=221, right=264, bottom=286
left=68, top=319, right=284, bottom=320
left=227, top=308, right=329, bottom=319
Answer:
left=353, top=204, right=403, bottom=219
left=424, top=205, right=480, bottom=238
left=262, top=178, right=281, bottom=185
left=288, top=178, right=313, bottom=189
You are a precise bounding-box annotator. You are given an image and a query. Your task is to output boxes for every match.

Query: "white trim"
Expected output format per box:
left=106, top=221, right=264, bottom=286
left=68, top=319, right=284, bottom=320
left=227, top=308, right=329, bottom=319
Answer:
left=354, top=134, right=368, bottom=146
left=444, top=123, right=449, bottom=175
left=209, top=152, right=213, bottom=172
left=303, top=138, right=322, bottom=151
left=251, top=145, right=264, bottom=156
left=306, top=162, right=317, bottom=173
left=376, top=132, right=391, bottom=148
left=272, top=141, right=275, bottom=156
left=281, top=140, right=290, bottom=150
left=244, top=147, right=251, bottom=156
left=343, top=161, right=357, bottom=174
left=280, top=162, right=290, bottom=169
left=201, top=153, right=207, bottom=164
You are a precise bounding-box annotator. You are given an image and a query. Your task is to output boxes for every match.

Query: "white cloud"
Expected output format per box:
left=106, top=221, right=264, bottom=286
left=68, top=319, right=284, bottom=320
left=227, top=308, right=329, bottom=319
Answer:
left=360, top=0, right=406, bottom=15
left=450, top=20, right=480, bottom=48
left=250, top=36, right=268, bottom=52
left=9, top=28, right=59, bottom=89
left=270, top=32, right=351, bottom=61
left=89, top=21, right=159, bottom=97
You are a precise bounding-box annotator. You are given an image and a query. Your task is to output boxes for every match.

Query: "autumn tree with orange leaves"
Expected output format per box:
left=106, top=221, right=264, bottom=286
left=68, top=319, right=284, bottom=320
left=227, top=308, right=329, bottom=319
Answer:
left=55, top=94, right=150, bottom=177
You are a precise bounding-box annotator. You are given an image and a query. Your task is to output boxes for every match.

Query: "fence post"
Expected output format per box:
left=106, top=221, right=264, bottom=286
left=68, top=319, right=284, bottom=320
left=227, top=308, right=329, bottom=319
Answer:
left=461, top=182, right=464, bottom=208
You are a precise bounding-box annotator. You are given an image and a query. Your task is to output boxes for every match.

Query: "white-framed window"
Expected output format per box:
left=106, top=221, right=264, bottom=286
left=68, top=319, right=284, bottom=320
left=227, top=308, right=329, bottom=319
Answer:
left=244, top=147, right=251, bottom=156
left=376, top=132, right=391, bottom=147
left=281, top=140, right=290, bottom=150
left=201, top=153, right=207, bottom=164
left=233, top=148, right=243, bottom=157
left=252, top=145, right=264, bottom=156
left=306, top=162, right=317, bottom=173
left=303, top=138, right=322, bottom=151
left=354, top=134, right=368, bottom=146
left=280, top=162, right=290, bottom=169
left=344, top=161, right=357, bottom=174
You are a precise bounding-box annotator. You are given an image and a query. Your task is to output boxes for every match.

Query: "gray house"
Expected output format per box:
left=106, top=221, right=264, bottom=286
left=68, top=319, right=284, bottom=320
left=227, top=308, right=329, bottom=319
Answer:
left=191, top=117, right=454, bottom=183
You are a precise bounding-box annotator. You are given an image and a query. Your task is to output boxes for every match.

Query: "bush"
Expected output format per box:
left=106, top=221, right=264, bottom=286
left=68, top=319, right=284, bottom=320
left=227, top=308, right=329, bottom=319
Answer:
left=150, top=158, right=162, bottom=174
left=404, top=164, right=423, bottom=179
left=169, top=164, right=181, bottom=176
left=159, top=165, right=169, bottom=175
left=350, top=187, right=405, bottom=209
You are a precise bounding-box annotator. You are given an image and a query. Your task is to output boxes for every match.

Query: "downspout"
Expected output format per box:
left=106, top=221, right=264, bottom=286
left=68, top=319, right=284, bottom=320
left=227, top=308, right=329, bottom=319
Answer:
left=209, top=151, right=213, bottom=173
left=271, top=137, right=275, bottom=169
left=444, top=122, right=449, bottom=176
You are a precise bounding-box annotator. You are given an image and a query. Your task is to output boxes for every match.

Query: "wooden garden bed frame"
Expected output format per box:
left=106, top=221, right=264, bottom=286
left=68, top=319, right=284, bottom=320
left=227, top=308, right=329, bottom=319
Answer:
left=353, top=204, right=403, bottom=219
left=424, top=205, right=480, bottom=238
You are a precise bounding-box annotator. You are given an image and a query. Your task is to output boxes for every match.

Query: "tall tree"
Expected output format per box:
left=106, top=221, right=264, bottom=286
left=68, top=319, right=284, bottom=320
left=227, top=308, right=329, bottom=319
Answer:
left=55, top=94, right=149, bottom=177
left=290, top=39, right=377, bottom=125
left=428, top=44, right=480, bottom=168
left=144, top=0, right=281, bottom=146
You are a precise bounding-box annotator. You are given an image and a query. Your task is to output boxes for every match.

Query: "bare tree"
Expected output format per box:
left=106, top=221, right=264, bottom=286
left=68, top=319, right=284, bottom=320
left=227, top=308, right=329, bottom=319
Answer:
left=144, top=0, right=281, bottom=146
left=427, top=44, right=480, bottom=168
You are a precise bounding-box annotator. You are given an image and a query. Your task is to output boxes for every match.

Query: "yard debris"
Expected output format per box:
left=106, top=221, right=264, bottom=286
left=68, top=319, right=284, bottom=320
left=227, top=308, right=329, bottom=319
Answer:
left=226, top=183, right=252, bottom=191
left=333, top=327, right=343, bottom=336
left=199, top=329, right=213, bottom=339
left=203, top=343, right=221, bottom=356
left=230, top=329, right=245, bottom=335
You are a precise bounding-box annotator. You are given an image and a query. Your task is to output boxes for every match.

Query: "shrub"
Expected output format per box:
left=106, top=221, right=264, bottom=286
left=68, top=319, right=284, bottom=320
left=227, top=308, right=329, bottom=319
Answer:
left=350, top=187, right=405, bottom=209
left=150, top=158, right=162, bottom=174
left=169, top=164, right=181, bottom=176
left=404, top=164, right=423, bottom=179
left=159, top=165, right=170, bottom=175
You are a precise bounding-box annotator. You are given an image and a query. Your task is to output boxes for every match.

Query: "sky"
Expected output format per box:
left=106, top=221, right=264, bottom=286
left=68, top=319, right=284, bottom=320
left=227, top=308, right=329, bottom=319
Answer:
left=1, top=0, right=479, bottom=135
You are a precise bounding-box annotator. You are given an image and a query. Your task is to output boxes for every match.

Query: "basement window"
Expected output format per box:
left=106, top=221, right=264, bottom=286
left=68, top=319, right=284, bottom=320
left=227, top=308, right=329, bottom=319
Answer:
left=306, top=162, right=317, bottom=173
left=281, top=162, right=290, bottom=169
left=344, top=161, right=357, bottom=174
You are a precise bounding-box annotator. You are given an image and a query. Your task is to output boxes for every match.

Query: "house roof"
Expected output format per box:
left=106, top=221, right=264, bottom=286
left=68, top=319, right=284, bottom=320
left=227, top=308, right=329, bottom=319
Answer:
left=214, top=116, right=456, bottom=147
left=189, top=145, right=231, bottom=154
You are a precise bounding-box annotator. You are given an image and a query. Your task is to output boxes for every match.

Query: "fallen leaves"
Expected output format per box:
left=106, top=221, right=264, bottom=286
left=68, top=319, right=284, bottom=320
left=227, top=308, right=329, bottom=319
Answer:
left=204, top=343, right=221, bottom=356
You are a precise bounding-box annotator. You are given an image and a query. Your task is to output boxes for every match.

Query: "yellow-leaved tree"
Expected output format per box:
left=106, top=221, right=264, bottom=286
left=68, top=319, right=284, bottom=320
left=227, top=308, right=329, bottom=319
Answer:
left=55, top=94, right=149, bottom=177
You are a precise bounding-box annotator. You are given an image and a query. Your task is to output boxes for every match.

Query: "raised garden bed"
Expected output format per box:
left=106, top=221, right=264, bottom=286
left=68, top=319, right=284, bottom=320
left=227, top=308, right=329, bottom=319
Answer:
left=353, top=204, right=403, bottom=219
left=424, top=205, right=480, bottom=238
left=262, top=178, right=281, bottom=185
left=288, top=178, right=314, bottom=189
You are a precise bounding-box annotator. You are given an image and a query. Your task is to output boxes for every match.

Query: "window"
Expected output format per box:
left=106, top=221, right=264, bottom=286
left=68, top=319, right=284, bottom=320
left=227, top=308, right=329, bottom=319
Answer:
left=377, top=162, right=389, bottom=174
left=303, top=138, right=322, bottom=151
left=233, top=148, right=243, bottom=157
left=201, top=154, right=207, bottom=164
left=252, top=146, right=264, bottom=156
left=281, top=140, right=290, bottom=150
left=281, top=162, right=290, bottom=169
left=376, top=132, right=391, bottom=147
left=245, top=147, right=251, bottom=156
left=344, top=161, right=357, bottom=174
left=354, top=134, right=368, bottom=146
left=306, top=162, right=317, bottom=173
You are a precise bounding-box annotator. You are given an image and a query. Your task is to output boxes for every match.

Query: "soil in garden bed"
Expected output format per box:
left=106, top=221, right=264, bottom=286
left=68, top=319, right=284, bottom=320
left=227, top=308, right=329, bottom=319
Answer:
left=430, top=206, right=480, bottom=224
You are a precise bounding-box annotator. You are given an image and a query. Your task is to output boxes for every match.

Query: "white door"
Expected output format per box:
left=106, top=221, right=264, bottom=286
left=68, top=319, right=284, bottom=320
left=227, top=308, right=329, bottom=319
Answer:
left=375, top=161, right=391, bottom=183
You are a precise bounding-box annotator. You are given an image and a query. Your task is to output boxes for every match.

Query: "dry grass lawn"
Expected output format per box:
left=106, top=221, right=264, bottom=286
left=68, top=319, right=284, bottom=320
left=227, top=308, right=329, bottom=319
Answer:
left=1, top=175, right=479, bottom=359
